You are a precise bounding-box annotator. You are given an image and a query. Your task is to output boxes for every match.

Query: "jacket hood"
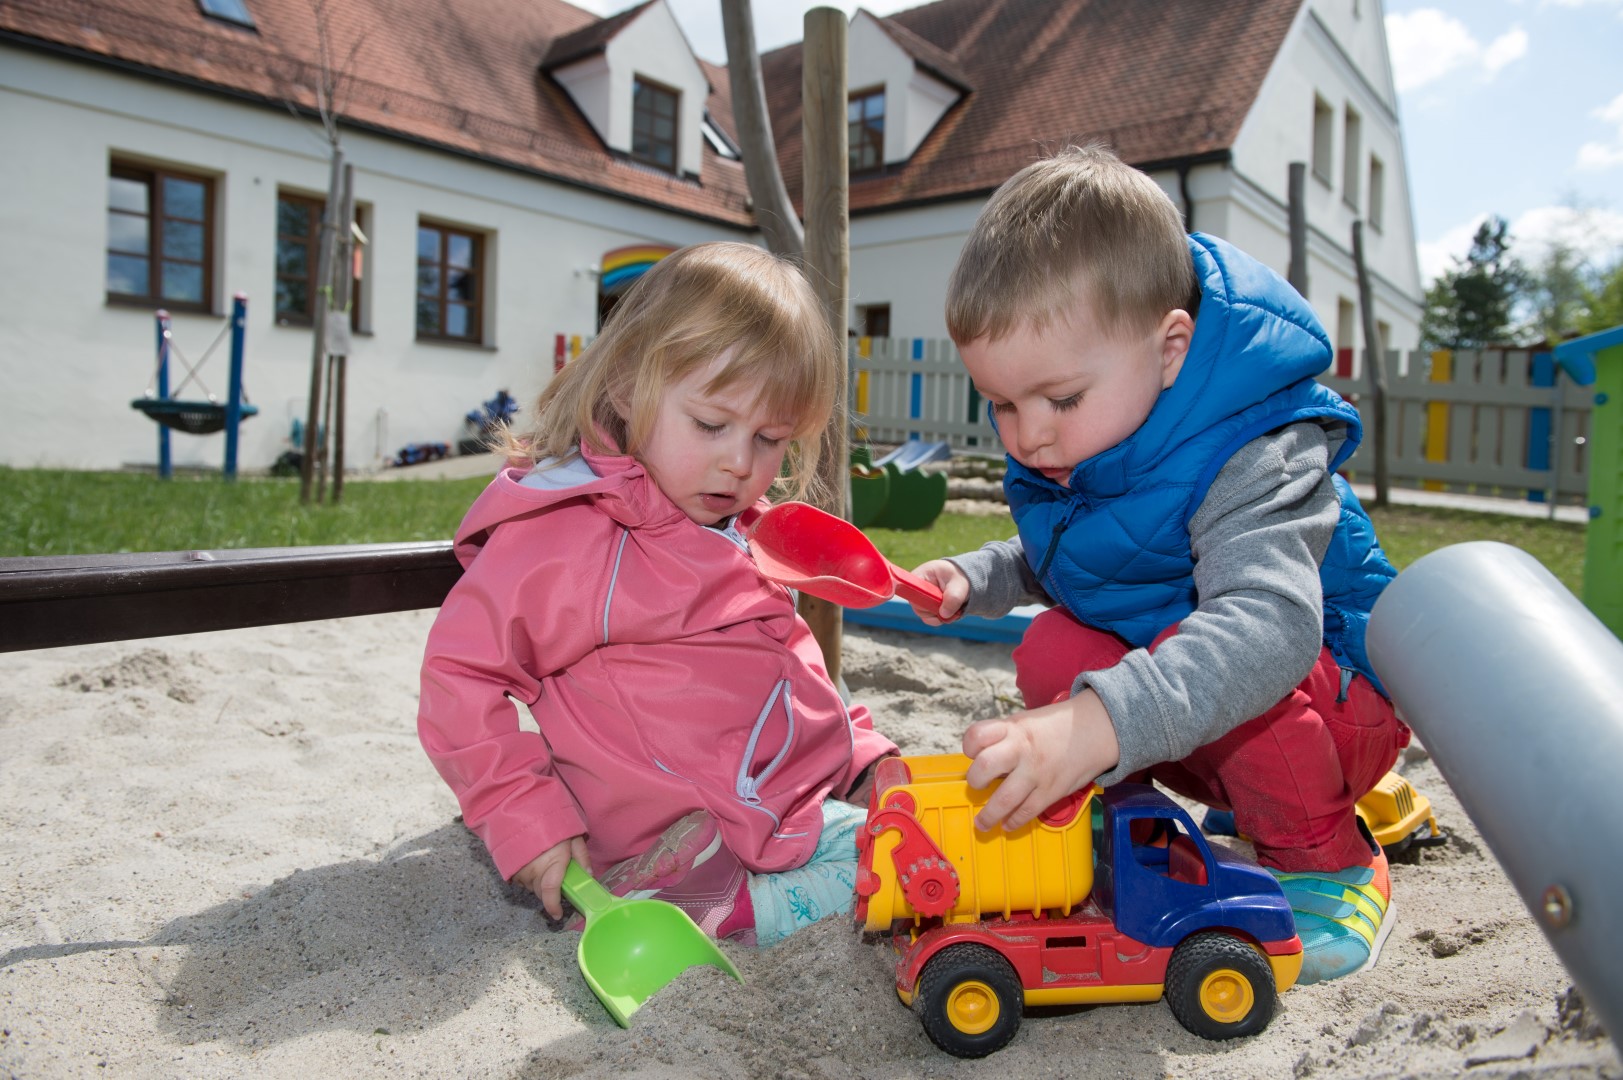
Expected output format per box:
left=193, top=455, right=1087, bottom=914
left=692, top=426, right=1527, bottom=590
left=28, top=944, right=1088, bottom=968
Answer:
left=453, top=442, right=689, bottom=566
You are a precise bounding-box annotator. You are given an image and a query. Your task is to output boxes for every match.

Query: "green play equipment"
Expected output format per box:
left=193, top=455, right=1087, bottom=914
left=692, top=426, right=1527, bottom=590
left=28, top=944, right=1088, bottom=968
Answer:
left=560, top=860, right=743, bottom=1026
left=850, top=441, right=951, bottom=530
left=1552, top=325, right=1623, bottom=638
left=849, top=447, right=891, bottom=528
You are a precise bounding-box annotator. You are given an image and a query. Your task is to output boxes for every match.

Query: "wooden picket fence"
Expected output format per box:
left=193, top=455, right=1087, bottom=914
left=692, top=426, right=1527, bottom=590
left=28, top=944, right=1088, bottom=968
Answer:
left=1319, top=347, right=1591, bottom=503
left=849, top=338, right=1592, bottom=505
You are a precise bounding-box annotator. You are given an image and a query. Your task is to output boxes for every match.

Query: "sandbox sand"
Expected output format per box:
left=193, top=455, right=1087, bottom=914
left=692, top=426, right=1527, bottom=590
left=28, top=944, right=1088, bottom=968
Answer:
left=1, top=611, right=1617, bottom=1078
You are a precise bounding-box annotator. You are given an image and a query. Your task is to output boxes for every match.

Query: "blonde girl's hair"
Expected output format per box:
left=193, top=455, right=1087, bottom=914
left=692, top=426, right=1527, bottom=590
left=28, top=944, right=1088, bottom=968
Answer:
left=946, top=143, right=1198, bottom=345
left=506, top=241, right=840, bottom=503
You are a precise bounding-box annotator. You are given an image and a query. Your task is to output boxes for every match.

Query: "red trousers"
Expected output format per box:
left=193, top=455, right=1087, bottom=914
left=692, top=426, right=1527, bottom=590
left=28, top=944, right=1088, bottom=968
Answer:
left=1013, top=608, right=1409, bottom=873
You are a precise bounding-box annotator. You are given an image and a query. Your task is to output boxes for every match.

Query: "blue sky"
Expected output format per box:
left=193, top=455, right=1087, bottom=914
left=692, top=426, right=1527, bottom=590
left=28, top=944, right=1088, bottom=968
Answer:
left=1385, top=0, right=1623, bottom=281
left=583, top=0, right=1623, bottom=287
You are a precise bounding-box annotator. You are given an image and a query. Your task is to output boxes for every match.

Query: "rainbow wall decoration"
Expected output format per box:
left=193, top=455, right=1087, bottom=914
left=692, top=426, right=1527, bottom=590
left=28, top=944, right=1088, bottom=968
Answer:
left=599, top=244, right=675, bottom=295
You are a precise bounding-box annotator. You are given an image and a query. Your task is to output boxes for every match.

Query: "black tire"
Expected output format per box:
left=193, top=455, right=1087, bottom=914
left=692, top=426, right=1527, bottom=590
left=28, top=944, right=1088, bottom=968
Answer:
left=1164, top=932, right=1276, bottom=1040
left=915, top=943, right=1024, bottom=1058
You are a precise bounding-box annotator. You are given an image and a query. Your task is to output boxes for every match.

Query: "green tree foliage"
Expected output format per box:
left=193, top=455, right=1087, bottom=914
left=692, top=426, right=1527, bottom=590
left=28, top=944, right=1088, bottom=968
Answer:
left=1578, top=260, right=1623, bottom=334
left=1420, top=216, right=1528, bottom=350
left=1523, top=240, right=1591, bottom=344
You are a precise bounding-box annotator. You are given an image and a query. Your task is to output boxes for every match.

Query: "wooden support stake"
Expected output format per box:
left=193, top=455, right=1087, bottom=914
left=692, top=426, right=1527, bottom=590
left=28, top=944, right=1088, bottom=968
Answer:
left=332, top=162, right=355, bottom=503
left=300, top=145, right=344, bottom=504
left=1352, top=220, right=1390, bottom=507
left=801, top=7, right=849, bottom=684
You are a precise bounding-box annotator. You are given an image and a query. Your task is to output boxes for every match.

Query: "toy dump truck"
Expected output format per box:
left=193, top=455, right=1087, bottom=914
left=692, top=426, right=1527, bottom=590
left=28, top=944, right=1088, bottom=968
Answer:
left=855, top=754, right=1304, bottom=1057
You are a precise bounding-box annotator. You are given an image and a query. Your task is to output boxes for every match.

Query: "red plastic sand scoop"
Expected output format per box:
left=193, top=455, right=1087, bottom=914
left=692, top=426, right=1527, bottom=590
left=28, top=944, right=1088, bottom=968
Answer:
left=747, top=501, right=945, bottom=612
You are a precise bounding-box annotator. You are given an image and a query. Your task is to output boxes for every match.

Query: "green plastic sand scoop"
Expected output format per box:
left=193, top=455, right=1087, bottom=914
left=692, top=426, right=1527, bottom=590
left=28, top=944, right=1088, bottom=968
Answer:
left=561, top=860, right=744, bottom=1026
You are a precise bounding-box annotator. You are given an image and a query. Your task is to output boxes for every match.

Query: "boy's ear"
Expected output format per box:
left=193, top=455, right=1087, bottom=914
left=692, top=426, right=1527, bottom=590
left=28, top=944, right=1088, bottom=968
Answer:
left=1157, top=309, right=1195, bottom=389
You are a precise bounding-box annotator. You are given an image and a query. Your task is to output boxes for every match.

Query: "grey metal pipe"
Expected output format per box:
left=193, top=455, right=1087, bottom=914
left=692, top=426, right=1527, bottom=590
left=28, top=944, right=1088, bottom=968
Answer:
left=1367, top=541, right=1622, bottom=1041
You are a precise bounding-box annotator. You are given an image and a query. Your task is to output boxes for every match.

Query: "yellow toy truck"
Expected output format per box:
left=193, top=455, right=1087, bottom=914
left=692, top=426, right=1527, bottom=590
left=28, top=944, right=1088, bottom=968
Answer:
left=855, top=754, right=1304, bottom=1057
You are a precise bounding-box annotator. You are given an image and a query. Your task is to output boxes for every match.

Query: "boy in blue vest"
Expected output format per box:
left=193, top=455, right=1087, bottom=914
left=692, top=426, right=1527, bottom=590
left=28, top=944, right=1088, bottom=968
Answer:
left=910, top=144, right=1410, bottom=984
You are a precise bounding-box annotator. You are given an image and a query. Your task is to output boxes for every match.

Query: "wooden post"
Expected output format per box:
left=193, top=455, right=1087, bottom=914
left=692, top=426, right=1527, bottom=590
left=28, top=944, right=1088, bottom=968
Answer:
left=801, top=7, right=848, bottom=683
left=1287, top=162, right=1308, bottom=297
left=332, top=162, right=356, bottom=503
left=300, top=145, right=344, bottom=504
left=1352, top=220, right=1389, bottom=507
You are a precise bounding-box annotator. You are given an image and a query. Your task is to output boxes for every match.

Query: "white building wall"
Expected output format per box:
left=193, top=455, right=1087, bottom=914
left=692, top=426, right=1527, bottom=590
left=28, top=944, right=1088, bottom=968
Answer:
left=0, top=46, right=744, bottom=472
left=1230, top=0, right=1423, bottom=352
left=849, top=201, right=983, bottom=341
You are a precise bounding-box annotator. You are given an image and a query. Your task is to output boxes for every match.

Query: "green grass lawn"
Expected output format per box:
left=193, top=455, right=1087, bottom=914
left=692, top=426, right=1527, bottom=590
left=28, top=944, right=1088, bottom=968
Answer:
left=0, top=466, right=1588, bottom=597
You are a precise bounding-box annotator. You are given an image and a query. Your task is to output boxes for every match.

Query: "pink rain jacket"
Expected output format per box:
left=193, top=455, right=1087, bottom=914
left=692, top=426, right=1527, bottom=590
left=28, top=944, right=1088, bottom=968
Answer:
left=418, top=443, right=896, bottom=881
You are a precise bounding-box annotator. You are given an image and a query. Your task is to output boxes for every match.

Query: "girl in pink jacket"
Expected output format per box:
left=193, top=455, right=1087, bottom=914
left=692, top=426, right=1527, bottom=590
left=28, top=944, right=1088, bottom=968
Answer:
left=418, top=242, right=898, bottom=946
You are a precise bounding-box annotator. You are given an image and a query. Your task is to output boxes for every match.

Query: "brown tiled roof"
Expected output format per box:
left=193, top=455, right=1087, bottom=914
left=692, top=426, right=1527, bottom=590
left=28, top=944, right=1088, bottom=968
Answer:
left=0, top=0, right=755, bottom=226
left=542, top=0, right=650, bottom=69
left=866, top=9, right=971, bottom=93
left=0, top=0, right=1300, bottom=229
left=766, top=0, right=1301, bottom=215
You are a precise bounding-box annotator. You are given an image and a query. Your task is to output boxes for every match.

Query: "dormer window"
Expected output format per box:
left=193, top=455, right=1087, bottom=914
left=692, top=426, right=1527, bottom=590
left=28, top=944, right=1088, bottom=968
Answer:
left=849, top=88, right=885, bottom=174
left=701, top=112, right=739, bottom=160
left=197, top=0, right=256, bottom=29
left=632, top=78, right=679, bottom=172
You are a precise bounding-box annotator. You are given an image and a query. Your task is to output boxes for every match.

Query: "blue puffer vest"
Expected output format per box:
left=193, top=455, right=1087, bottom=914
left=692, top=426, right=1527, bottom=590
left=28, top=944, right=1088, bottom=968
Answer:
left=1002, top=232, right=1395, bottom=696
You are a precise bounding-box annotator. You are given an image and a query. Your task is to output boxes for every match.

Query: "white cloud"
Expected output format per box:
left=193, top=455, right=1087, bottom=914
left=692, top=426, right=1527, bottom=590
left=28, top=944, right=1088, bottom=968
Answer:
left=1480, top=27, right=1528, bottom=75
left=1418, top=206, right=1623, bottom=283
left=1385, top=10, right=1529, bottom=93
left=1417, top=216, right=1491, bottom=282
left=1511, top=205, right=1623, bottom=267
left=1575, top=91, right=1623, bottom=171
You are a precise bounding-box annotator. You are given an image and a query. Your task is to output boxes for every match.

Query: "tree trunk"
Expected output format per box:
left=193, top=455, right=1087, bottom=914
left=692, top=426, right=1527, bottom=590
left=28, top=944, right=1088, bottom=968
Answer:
left=720, top=0, right=803, bottom=259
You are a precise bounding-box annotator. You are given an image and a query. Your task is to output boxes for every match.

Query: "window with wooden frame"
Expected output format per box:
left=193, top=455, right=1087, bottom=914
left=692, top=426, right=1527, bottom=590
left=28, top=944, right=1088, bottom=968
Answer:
left=1342, top=104, right=1363, bottom=210
left=1368, top=154, right=1386, bottom=231
left=276, top=192, right=363, bottom=327
left=107, top=162, right=214, bottom=311
left=1311, top=94, right=1334, bottom=186
left=416, top=222, right=483, bottom=342
left=849, top=88, right=885, bottom=174
left=856, top=303, right=891, bottom=338
left=631, top=78, right=679, bottom=172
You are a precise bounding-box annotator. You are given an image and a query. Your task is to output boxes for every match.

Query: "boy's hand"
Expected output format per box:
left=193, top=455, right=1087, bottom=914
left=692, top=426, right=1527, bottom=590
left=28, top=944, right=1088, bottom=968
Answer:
left=511, top=835, right=591, bottom=921
left=962, top=689, right=1120, bottom=832
left=910, top=559, right=970, bottom=624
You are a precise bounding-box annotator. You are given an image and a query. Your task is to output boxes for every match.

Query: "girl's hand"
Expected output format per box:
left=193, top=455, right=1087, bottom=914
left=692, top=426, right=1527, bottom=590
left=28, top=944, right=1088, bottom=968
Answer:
left=962, top=689, right=1120, bottom=832
left=512, top=835, right=591, bottom=920
left=910, top=559, right=969, bottom=624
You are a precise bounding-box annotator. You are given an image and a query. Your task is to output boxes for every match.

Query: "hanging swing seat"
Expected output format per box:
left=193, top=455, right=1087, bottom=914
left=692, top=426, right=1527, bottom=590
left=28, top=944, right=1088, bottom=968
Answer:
left=132, top=398, right=259, bottom=436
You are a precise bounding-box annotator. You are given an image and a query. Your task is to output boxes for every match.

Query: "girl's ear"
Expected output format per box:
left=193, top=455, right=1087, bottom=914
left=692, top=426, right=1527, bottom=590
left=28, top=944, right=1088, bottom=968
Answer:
left=1157, top=309, right=1195, bottom=389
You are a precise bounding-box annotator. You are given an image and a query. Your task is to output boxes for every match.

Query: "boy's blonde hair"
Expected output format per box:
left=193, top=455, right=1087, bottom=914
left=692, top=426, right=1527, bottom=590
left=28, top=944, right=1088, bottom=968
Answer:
left=946, top=143, right=1197, bottom=345
left=507, top=241, right=840, bottom=503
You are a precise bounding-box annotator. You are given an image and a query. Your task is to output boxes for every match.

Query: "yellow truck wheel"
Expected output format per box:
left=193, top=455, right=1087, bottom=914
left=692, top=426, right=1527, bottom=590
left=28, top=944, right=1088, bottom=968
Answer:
left=915, top=943, right=1023, bottom=1058
left=1164, top=933, right=1276, bottom=1040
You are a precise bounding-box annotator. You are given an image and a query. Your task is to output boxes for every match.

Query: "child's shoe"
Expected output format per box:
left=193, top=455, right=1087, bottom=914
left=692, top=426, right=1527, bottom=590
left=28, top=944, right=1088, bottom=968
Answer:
left=597, top=811, right=721, bottom=896
left=1270, top=822, right=1394, bottom=985
left=646, top=842, right=756, bottom=945
left=569, top=811, right=756, bottom=943
left=564, top=811, right=721, bottom=931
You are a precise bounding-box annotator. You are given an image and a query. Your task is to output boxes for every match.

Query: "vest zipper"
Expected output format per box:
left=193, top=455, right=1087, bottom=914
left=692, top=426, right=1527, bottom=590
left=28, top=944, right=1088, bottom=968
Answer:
left=1033, top=497, right=1085, bottom=583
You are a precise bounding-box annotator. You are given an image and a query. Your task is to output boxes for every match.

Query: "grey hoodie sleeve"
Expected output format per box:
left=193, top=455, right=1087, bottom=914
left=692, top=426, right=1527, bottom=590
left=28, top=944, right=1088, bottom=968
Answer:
left=1083, top=422, right=1342, bottom=786
left=945, top=535, right=1050, bottom=617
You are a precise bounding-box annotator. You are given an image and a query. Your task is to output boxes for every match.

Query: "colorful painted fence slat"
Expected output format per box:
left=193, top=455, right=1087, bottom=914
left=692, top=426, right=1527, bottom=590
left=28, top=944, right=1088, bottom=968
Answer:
left=1320, top=348, right=1591, bottom=503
